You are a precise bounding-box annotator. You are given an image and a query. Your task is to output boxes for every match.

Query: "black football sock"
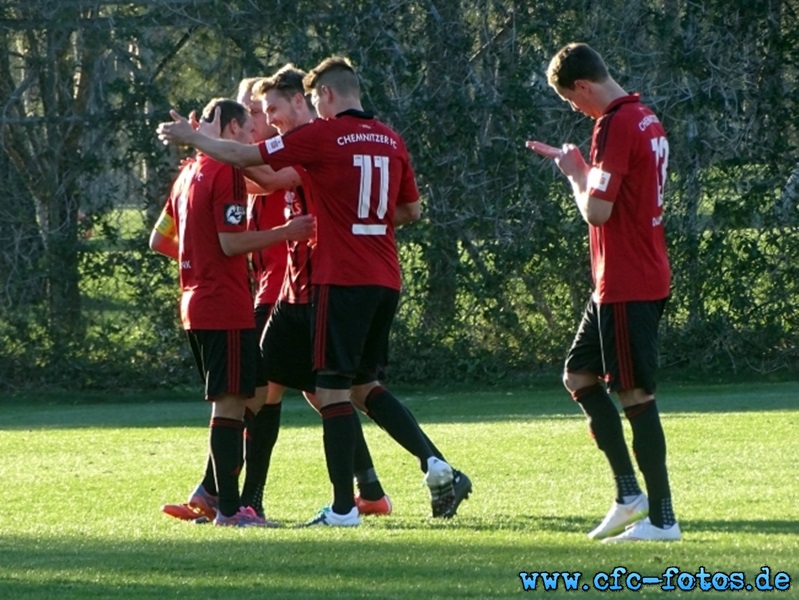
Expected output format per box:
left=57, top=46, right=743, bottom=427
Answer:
left=241, top=406, right=256, bottom=472
left=241, top=403, right=282, bottom=513
left=625, top=400, right=675, bottom=528
left=352, top=410, right=385, bottom=501
left=401, top=403, right=446, bottom=468
left=320, top=402, right=356, bottom=515
left=574, top=383, right=641, bottom=502
left=209, top=417, right=243, bottom=518
left=364, top=386, right=434, bottom=471
left=200, top=455, right=218, bottom=497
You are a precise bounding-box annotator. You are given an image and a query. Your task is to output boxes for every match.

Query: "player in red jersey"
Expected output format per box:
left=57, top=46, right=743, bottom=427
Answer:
left=158, top=78, right=289, bottom=524
left=527, top=43, right=680, bottom=542
left=162, top=71, right=395, bottom=522
left=247, top=65, right=394, bottom=517
left=157, top=57, right=472, bottom=526
left=150, top=97, right=314, bottom=527
left=237, top=77, right=290, bottom=518
left=159, top=79, right=305, bottom=524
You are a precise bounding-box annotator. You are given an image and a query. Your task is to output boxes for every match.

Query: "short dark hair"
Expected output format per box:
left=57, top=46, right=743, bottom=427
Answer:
left=546, top=43, right=609, bottom=90
left=201, top=98, right=248, bottom=134
left=254, top=64, right=312, bottom=109
left=303, top=56, right=360, bottom=97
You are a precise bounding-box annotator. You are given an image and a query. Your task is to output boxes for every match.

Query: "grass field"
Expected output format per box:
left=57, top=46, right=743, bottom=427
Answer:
left=1, top=381, right=797, bottom=598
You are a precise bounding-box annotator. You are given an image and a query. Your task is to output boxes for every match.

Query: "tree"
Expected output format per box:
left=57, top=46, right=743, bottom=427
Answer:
left=1, top=0, right=798, bottom=390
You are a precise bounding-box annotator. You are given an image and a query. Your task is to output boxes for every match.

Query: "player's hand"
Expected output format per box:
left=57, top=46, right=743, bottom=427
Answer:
left=157, top=110, right=197, bottom=146
left=554, top=143, right=588, bottom=176
left=196, top=106, right=222, bottom=139
left=282, top=215, right=316, bottom=242
left=525, top=140, right=563, bottom=160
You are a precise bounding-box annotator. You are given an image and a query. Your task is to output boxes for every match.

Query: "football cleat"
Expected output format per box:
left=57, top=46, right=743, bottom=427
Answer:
left=602, top=518, right=682, bottom=543
left=355, top=494, right=393, bottom=516
left=430, top=469, right=472, bottom=518
left=213, top=506, right=273, bottom=527
left=161, top=484, right=218, bottom=523
left=588, top=493, right=648, bottom=539
left=299, top=505, right=360, bottom=527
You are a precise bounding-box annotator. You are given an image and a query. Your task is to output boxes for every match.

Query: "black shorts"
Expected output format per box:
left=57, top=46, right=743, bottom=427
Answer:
left=313, top=285, right=398, bottom=380
left=186, top=329, right=258, bottom=400
left=254, top=303, right=274, bottom=387
left=565, top=297, right=667, bottom=393
left=261, top=300, right=315, bottom=393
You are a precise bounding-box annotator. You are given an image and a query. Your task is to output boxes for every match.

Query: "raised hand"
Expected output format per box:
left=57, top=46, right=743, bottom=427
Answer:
left=157, top=110, right=197, bottom=146
left=525, top=140, right=563, bottom=159
left=196, top=106, right=222, bottom=139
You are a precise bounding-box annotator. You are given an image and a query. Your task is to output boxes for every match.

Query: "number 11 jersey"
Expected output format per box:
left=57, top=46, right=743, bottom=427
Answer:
left=257, top=110, right=419, bottom=291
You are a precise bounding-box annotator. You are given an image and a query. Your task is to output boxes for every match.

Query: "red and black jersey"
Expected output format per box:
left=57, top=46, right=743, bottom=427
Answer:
left=279, top=169, right=314, bottom=305
left=257, top=110, right=418, bottom=290
left=587, top=94, right=671, bottom=303
left=164, top=153, right=254, bottom=330
left=248, top=191, right=288, bottom=307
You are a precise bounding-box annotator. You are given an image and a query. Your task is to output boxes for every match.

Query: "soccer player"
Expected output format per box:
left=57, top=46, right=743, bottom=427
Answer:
left=163, top=72, right=394, bottom=522
left=157, top=56, right=472, bottom=526
left=159, top=78, right=289, bottom=524
left=527, top=42, right=680, bottom=542
left=247, top=64, right=394, bottom=517
left=237, top=77, right=290, bottom=518
left=149, top=97, right=314, bottom=527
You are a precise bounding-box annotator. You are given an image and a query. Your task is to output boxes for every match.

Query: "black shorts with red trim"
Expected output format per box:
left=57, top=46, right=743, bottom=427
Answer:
left=565, top=297, right=667, bottom=393
left=254, top=303, right=274, bottom=387
left=186, top=328, right=258, bottom=400
left=260, top=300, right=315, bottom=393
left=313, top=284, right=398, bottom=380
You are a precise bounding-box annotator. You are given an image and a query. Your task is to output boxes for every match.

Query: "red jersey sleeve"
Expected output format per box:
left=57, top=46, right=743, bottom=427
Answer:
left=211, top=164, right=248, bottom=233
left=257, top=123, right=321, bottom=172
left=587, top=111, right=633, bottom=203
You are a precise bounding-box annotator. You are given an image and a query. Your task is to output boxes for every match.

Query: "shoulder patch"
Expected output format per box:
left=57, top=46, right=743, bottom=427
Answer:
left=224, top=203, right=246, bottom=225
left=265, top=136, right=285, bottom=154
left=587, top=167, right=611, bottom=192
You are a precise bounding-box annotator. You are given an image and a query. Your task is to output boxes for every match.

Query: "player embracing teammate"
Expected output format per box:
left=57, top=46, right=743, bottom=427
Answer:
left=157, top=56, right=471, bottom=526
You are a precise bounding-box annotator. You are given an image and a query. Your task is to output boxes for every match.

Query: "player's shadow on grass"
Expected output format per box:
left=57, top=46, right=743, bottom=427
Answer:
left=3, top=524, right=797, bottom=600
left=0, top=534, right=605, bottom=598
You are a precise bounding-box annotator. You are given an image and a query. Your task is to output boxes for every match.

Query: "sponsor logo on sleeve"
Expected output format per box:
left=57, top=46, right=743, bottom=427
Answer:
left=639, top=114, right=660, bottom=130
left=587, top=167, right=611, bottom=192
left=224, top=204, right=246, bottom=225
left=265, top=136, right=285, bottom=154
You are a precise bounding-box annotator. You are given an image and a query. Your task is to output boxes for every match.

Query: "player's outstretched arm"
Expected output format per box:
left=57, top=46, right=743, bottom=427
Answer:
left=156, top=109, right=263, bottom=168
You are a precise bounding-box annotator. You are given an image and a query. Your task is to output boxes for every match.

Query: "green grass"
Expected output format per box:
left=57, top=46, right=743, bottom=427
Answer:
left=1, top=382, right=797, bottom=598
